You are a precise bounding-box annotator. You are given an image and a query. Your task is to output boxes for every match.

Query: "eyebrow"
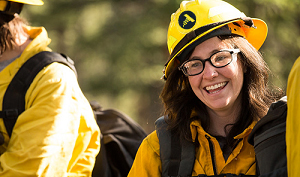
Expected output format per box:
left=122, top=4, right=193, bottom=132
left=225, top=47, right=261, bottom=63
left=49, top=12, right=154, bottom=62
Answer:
left=210, top=49, right=221, bottom=55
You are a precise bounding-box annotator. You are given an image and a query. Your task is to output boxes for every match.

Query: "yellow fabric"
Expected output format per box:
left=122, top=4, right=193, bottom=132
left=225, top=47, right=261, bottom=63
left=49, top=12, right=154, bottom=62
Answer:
left=0, top=26, right=100, bottom=177
left=8, top=0, right=44, bottom=5
left=286, top=56, right=300, bottom=177
left=128, top=120, right=256, bottom=176
left=0, top=1, right=8, bottom=11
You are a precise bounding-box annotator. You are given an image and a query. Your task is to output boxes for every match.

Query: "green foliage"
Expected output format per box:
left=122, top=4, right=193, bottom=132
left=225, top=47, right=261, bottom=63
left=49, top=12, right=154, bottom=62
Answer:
left=22, top=0, right=300, bottom=133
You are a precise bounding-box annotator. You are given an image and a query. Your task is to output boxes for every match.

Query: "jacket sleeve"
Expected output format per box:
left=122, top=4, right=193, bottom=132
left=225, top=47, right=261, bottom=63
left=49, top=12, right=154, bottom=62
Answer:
left=128, top=131, right=162, bottom=177
left=286, top=56, right=300, bottom=177
left=0, top=63, right=100, bottom=177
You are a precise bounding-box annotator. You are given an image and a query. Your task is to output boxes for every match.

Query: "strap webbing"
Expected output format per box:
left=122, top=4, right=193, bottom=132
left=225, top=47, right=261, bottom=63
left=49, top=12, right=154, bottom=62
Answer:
left=168, top=130, right=182, bottom=176
left=155, top=117, right=196, bottom=177
left=197, top=174, right=257, bottom=177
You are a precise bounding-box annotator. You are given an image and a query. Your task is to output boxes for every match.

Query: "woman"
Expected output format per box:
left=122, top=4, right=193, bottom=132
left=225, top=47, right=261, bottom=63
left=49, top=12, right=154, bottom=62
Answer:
left=128, top=0, right=282, bottom=176
left=0, top=1, right=100, bottom=176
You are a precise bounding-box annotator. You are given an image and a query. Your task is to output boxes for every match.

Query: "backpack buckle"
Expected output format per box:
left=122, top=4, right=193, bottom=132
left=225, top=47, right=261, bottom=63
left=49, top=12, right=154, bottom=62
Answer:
left=4, top=109, right=19, bottom=118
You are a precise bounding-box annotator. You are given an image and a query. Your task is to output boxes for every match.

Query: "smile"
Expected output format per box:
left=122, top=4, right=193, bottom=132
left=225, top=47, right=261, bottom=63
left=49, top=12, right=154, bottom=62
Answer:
left=205, top=82, right=227, bottom=94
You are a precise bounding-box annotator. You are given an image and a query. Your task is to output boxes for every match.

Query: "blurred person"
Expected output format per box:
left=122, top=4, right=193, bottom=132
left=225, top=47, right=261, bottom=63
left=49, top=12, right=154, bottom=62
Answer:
left=128, top=0, right=283, bottom=176
left=286, top=56, right=300, bottom=177
left=0, top=0, right=100, bottom=176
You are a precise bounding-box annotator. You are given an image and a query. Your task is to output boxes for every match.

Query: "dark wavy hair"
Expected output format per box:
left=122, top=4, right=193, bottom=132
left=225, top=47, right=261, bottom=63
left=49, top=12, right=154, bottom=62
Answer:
left=160, top=35, right=283, bottom=147
left=0, top=13, right=28, bottom=55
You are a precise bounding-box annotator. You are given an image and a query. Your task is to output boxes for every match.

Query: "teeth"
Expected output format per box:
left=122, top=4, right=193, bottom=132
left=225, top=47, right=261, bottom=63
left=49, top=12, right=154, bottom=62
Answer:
left=206, top=82, right=226, bottom=91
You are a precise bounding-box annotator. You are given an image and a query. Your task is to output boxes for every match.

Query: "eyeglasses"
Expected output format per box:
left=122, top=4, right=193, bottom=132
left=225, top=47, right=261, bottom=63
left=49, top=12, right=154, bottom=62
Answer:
left=178, top=49, right=240, bottom=76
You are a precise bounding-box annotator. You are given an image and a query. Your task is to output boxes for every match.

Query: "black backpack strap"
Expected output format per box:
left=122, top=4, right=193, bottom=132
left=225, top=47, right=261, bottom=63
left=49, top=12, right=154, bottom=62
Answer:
left=197, top=175, right=257, bottom=177
left=155, top=116, right=195, bottom=177
left=248, top=96, right=287, bottom=176
left=0, top=51, right=76, bottom=137
left=155, top=117, right=257, bottom=177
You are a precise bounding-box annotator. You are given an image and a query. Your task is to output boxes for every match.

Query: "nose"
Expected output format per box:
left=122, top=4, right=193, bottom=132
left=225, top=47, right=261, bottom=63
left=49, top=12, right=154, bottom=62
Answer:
left=202, top=61, right=218, bottom=80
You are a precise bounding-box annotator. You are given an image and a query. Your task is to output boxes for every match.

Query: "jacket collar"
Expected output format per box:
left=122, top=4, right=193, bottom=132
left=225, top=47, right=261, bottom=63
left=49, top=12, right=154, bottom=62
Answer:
left=190, top=119, right=257, bottom=142
left=0, top=26, right=51, bottom=85
left=20, top=26, right=52, bottom=62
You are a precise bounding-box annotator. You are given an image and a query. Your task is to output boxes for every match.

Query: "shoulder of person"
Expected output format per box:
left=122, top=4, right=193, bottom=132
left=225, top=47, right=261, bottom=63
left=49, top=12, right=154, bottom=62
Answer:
left=142, top=131, right=160, bottom=156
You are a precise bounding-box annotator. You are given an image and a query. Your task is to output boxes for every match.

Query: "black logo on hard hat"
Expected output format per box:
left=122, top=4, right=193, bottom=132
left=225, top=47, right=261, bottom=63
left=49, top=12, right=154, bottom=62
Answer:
left=179, top=11, right=196, bottom=29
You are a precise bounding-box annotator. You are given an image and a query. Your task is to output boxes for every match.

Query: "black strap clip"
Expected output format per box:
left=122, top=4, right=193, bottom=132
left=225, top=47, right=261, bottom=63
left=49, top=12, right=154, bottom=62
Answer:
left=0, top=109, right=19, bottom=119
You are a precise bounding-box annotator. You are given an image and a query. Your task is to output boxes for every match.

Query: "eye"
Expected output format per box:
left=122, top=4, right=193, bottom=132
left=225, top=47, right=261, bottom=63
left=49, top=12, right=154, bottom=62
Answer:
left=185, top=60, right=202, bottom=68
left=190, top=62, right=202, bottom=68
left=214, top=54, right=228, bottom=62
left=212, top=51, right=232, bottom=65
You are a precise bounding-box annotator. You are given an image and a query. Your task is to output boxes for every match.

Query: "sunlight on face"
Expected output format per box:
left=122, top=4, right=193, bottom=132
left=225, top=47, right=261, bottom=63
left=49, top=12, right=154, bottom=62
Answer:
left=188, top=37, right=244, bottom=114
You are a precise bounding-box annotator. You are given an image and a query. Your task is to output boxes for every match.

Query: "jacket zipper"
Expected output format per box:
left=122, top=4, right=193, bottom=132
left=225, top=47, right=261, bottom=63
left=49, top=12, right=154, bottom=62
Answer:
left=205, top=135, right=218, bottom=175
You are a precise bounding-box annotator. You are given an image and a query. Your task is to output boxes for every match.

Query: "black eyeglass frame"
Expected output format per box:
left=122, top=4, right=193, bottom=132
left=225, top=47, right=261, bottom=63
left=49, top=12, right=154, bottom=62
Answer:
left=178, top=48, right=240, bottom=76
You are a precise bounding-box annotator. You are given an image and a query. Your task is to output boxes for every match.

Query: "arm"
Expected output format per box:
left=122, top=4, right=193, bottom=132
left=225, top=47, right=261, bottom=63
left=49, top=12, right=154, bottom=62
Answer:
left=0, top=63, right=100, bottom=176
left=286, top=56, right=300, bottom=177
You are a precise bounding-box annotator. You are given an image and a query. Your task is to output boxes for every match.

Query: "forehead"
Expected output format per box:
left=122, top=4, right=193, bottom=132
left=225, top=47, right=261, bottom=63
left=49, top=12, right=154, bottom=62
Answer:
left=190, top=37, right=232, bottom=58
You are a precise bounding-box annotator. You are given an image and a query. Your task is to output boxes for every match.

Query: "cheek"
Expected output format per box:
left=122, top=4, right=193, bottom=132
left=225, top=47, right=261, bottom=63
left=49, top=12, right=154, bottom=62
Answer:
left=231, top=63, right=245, bottom=90
left=188, top=76, right=205, bottom=98
left=227, top=58, right=244, bottom=74
left=188, top=76, right=201, bottom=90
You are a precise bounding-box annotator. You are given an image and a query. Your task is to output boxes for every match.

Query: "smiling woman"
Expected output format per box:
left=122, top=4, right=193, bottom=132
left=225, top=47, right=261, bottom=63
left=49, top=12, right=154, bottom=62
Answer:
left=187, top=37, right=245, bottom=135
left=128, top=0, right=283, bottom=176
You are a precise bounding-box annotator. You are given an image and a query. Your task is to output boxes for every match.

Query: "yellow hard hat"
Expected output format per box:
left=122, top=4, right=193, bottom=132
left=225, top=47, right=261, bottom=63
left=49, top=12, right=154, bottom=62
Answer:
left=163, top=0, right=268, bottom=80
left=6, top=0, right=43, bottom=5
left=0, top=0, right=43, bottom=15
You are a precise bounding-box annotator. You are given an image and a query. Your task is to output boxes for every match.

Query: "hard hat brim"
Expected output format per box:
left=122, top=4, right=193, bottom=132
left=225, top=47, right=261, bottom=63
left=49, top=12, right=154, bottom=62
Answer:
left=10, top=0, right=44, bottom=5
left=164, top=18, right=267, bottom=79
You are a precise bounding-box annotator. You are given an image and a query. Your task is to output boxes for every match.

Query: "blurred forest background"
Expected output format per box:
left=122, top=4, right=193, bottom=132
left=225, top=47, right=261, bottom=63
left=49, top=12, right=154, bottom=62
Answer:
left=22, top=0, right=300, bottom=133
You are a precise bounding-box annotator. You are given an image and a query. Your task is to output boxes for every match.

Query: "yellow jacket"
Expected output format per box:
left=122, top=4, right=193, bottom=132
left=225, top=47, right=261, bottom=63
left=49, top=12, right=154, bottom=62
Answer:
left=128, top=120, right=256, bottom=176
left=0, top=26, right=100, bottom=177
left=287, top=56, right=300, bottom=177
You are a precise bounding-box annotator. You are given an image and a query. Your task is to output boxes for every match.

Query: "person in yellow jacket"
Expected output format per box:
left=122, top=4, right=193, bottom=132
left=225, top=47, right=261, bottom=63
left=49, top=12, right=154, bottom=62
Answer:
left=287, top=56, right=300, bottom=177
left=128, top=0, right=282, bottom=176
left=0, top=1, right=100, bottom=176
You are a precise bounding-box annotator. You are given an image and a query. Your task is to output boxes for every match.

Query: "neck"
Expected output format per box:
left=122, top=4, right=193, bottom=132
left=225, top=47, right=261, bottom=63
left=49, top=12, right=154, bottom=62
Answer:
left=0, top=34, right=31, bottom=62
left=207, top=109, right=238, bottom=137
left=206, top=94, right=243, bottom=137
